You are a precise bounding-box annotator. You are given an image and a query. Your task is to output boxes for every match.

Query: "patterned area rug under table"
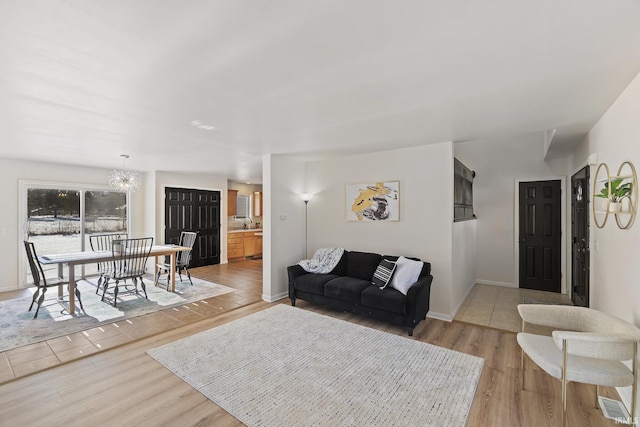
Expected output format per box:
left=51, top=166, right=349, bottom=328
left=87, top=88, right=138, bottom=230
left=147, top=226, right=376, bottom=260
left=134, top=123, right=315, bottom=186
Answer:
left=0, top=276, right=234, bottom=352
left=147, top=305, right=485, bottom=427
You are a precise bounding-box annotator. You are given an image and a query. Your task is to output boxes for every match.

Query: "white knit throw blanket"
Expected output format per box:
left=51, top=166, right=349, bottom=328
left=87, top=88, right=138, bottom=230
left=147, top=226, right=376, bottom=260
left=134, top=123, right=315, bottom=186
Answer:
left=298, top=248, right=345, bottom=274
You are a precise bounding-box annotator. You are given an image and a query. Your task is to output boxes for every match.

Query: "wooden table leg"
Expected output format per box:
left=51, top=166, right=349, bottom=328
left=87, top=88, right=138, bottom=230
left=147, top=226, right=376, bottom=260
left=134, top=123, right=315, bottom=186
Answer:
left=170, top=252, right=177, bottom=292
left=57, top=264, right=64, bottom=299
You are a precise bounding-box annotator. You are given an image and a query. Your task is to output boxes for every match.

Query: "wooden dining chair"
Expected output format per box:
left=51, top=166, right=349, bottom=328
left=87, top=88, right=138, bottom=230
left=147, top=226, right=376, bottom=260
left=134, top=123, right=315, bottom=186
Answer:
left=100, top=237, right=153, bottom=307
left=23, top=241, right=84, bottom=318
left=155, top=231, right=198, bottom=289
left=89, top=233, right=127, bottom=294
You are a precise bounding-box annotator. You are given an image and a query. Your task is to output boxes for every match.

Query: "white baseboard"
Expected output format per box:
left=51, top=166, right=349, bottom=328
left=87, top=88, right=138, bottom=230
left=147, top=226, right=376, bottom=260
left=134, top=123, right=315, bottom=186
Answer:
left=475, top=279, right=517, bottom=288
left=427, top=311, right=453, bottom=322
left=262, top=291, right=287, bottom=303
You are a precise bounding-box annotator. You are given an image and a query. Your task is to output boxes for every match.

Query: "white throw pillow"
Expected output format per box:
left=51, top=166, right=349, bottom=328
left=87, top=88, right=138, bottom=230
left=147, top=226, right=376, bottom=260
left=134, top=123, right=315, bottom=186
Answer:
left=389, top=256, right=423, bottom=295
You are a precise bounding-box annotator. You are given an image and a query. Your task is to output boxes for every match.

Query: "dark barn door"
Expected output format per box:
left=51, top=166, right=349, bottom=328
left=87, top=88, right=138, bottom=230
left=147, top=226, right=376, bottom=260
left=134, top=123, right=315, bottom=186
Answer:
left=571, top=166, right=590, bottom=307
left=518, top=180, right=562, bottom=292
left=165, top=187, right=221, bottom=267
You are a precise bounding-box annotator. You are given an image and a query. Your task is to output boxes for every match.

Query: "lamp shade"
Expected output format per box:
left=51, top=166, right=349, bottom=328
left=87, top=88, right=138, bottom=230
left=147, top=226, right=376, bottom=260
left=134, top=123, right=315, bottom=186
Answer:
left=299, top=193, right=314, bottom=202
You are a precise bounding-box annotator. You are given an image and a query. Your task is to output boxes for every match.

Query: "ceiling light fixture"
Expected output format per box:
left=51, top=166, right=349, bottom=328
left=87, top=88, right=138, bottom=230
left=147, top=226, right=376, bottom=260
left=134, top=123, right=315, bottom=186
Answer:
left=108, top=154, right=141, bottom=193
left=190, top=120, right=215, bottom=130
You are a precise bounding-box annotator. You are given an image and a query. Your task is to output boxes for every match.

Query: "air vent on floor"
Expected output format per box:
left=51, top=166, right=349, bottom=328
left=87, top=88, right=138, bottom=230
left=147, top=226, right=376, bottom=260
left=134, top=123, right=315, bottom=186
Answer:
left=598, top=396, right=630, bottom=422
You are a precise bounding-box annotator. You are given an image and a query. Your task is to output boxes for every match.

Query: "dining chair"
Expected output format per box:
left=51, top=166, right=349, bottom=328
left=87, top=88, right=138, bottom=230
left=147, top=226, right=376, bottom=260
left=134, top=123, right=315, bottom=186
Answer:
left=517, top=304, right=640, bottom=427
left=23, top=241, right=84, bottom=318
left=154, top=231, right=198, bottom=289
left=100, top=237, right=153, bottom=307
left=89, top=233, right=127, bottom=294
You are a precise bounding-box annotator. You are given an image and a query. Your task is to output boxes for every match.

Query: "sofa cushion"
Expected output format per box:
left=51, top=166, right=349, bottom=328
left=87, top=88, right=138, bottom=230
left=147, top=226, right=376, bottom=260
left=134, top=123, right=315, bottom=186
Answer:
left=325, top=276, right=372, bottom=304
left=346, top=251, right=382, bottom=280
left=328, top=251, right=348, bottom=276
left=372, top=259, right=396, bottom=289
left=294, top=274, right=341, bottom=296
left=361, top=285, right=406, bottom=315
left=389, top=256, right=423, bottom=295
left=384, top=255, right=430, bottom=277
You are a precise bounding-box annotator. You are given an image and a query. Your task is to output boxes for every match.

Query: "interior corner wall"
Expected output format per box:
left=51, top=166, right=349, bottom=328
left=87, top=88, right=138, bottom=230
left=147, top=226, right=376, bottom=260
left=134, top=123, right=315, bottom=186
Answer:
left=569, top=71, right=640, bottom=324
left=304, top=142, right=454, bottom=320
left=452, top=220, right=477, bottom=315
left=454, top=135, right=569, bottom=287
left=264, top=154, right=307, bottom=302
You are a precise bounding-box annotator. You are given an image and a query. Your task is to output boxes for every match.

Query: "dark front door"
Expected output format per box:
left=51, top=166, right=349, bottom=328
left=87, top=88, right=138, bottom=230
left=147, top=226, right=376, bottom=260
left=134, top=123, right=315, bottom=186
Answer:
left=518, top=180, right=562, bottom=292
left=165, top=187, right=221, bottom=267
left=571, top=167, right=590, bottom=307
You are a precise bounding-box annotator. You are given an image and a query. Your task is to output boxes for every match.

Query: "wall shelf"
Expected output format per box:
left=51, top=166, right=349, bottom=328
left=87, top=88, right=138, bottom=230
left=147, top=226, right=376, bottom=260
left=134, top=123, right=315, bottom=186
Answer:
left=591, top=161, right=637, bottom=229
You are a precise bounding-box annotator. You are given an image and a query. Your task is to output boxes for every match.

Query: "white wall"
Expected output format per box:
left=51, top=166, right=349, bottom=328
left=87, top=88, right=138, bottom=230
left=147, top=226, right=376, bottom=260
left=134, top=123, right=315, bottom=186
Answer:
left=304, top=142, right=455, bottom=319
left=452, top=220, right=477, bottom=315
left=0, top=157, right=145, bottom=291
left=454, top=136, right=569, bottom=288
left=570, top=71, right=640, bottom=322
left=568, top=70, right=640, bottom=415
left=264, top=154, right=307, bottom=302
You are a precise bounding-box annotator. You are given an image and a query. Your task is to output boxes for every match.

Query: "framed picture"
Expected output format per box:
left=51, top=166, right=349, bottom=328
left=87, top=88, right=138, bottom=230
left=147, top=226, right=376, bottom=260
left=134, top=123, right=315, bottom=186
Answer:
left=346, top=181, right=400, bottom=221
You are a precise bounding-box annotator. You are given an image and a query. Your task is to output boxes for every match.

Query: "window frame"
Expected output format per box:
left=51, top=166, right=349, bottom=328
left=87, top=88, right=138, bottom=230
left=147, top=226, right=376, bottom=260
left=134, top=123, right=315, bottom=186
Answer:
left=18, top=179, right=132, bottom=288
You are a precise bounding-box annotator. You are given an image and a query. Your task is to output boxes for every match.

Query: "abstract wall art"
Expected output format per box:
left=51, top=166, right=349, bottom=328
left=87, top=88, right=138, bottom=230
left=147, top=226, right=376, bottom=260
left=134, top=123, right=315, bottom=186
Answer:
left=346, top=181, right=400, bottom=221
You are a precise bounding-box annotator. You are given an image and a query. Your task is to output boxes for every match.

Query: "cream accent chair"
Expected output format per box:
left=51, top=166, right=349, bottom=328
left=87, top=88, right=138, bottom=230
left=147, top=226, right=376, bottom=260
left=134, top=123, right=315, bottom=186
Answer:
left=517, top=304, right=640, bottom=427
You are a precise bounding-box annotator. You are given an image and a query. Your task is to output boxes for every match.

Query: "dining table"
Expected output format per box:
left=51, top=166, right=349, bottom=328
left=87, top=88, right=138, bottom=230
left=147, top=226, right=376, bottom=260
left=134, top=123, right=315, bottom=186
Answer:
left=38, top=244, right=192, bottom=315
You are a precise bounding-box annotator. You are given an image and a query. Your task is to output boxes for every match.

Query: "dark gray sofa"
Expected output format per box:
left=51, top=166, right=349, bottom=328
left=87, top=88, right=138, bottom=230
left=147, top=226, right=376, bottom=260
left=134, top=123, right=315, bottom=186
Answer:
left=287, top=250, right=433, bottom=336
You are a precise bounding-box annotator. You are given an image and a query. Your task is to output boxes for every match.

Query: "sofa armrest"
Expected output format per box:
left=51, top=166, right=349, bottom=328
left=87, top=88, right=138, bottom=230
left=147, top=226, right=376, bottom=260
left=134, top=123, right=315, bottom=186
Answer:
left=405, top=274, right=433, bottom=326
left=287, top=264, right=307, bottom=299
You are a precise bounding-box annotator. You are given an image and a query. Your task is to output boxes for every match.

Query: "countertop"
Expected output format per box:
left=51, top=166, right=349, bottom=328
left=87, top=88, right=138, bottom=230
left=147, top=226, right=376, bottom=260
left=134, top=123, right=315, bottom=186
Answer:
left=228, top=229, right=263, bottom=234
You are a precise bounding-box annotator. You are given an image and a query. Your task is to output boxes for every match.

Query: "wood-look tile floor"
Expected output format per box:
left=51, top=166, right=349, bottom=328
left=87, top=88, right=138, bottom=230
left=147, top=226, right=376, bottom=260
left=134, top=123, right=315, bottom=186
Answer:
left=0, top=258, right=263, bottom=384
left=0, top=267, right=627, bottom=426
left=455, top=283, right=573, bottom=332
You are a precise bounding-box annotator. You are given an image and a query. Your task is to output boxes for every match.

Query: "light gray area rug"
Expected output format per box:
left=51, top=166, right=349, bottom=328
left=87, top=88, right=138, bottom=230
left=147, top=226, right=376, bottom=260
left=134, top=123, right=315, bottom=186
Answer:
left=147, top=305, right=485, bottom=427
left=0, top=276, right=234, bottom=352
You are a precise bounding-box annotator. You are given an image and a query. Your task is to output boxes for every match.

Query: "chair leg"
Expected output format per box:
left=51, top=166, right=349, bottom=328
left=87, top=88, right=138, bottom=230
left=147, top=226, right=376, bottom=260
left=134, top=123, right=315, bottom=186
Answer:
left=29, top=287, right=41, bottom=312
left=96, top=275, right=103, bottom=294
left=521, top=349, right=525, bottom=390
left=185, top=268, right=193, bottom=286
left=33, top=287, right=47, bottom=319
left=113, top=281, right=119, bottom=307
left=154, top=270, right=161, bottom=288
left=632, top=343, right=638, bottom=422
left=140, top=277, right=148, bottom=299
left=562, top=340, right=568, bottom=427
left=75, top=286, right=84, bottom=313
left=101, top=278, right=110, bottom=302
left=595, top=385, right=599, bottom=409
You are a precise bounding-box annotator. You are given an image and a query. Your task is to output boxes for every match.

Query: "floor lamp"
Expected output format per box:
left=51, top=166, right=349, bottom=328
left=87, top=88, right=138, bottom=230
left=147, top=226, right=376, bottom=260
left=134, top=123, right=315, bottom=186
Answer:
left=300, top=193, right=313, bottom=258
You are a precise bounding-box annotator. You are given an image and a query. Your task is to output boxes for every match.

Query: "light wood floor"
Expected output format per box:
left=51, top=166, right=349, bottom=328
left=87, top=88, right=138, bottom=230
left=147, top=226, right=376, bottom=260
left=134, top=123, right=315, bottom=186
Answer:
left=0, top=262, right=626, bottom=426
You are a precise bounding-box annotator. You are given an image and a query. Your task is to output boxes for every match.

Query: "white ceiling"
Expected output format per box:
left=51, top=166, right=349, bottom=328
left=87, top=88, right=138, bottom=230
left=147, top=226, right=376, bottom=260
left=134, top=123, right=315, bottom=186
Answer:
left=1, top=1, right=639, bottom=183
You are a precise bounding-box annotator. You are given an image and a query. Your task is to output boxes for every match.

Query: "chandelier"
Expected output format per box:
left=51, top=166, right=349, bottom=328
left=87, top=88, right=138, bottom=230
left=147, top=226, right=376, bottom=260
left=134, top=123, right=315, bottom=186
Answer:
left=108, top=154, right=141, bottom=193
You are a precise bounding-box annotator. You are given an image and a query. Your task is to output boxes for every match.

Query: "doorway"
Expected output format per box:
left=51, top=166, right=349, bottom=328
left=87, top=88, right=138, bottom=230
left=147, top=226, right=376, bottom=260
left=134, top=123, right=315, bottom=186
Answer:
left=518, top=180, right=562, bottom=292
left=164, top=187, right=221, bottom=267
left=571, top=166, right=590, bottom=307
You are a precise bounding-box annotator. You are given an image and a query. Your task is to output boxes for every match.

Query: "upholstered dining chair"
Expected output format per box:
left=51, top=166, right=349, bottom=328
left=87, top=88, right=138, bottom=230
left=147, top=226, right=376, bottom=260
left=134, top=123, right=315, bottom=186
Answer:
left=89, top=233, right=127, bottom=294
left=154, top=231, right=198, bottom=289
left=517, top=304, right=640, bottom=427
left=100, top=237, right=153, bottom=307
left=24, top=241, right=84, bottom=318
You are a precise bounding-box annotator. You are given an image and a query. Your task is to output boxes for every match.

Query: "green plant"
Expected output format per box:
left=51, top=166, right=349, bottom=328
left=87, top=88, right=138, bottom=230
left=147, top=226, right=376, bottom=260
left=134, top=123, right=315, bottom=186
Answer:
left=595, top=179, right=633, bottom=202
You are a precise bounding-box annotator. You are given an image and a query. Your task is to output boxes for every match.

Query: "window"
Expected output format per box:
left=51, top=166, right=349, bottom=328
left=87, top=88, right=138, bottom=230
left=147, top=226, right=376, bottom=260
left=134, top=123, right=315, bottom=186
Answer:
left=20, top=181, right=130, bottom=286
left=454, top=158, right=476, bottom=221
